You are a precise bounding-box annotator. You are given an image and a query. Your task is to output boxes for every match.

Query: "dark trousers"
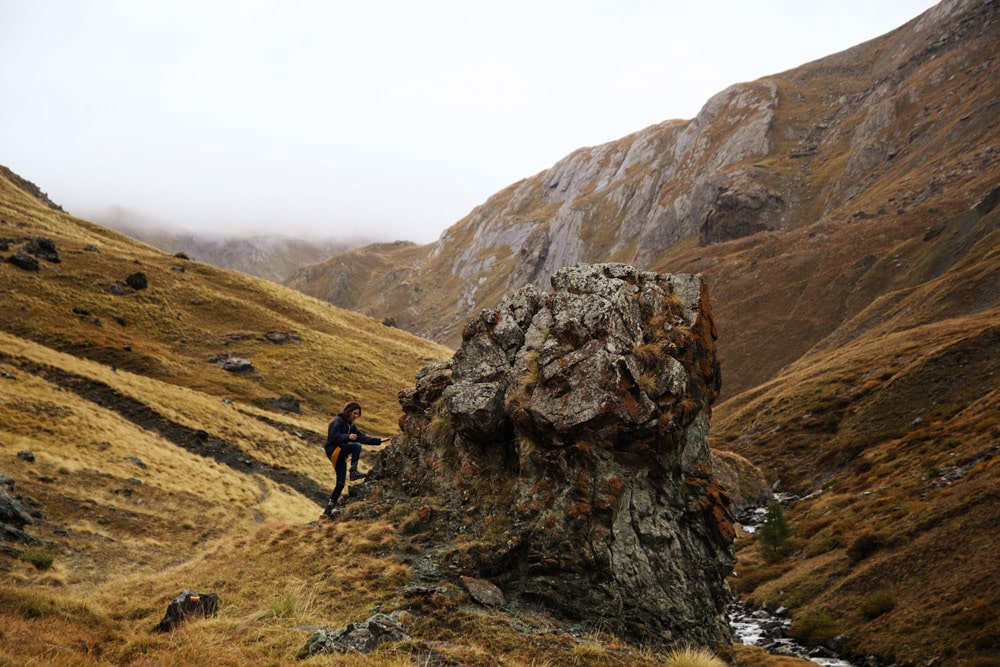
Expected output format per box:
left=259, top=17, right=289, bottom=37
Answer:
left=326, top=441, right=362, bottom=505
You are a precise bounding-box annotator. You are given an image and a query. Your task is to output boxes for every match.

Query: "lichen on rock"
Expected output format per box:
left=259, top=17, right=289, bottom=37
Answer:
left=373, top=263, right=734, bottom=651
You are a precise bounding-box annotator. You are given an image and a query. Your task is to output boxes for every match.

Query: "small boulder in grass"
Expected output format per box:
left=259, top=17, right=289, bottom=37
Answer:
left=152, top=589, right=219, bottom=632
left=460, top=575, right=506, bottom=608
left=298, top=613, right=409, bottom=657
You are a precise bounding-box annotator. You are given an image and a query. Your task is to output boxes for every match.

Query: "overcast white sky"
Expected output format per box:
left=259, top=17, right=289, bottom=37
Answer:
left=2, top=1, right=939, bottom=244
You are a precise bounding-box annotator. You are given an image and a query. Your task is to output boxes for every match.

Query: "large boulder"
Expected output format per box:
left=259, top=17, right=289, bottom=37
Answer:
left=375, top=263, right=734, bottom=651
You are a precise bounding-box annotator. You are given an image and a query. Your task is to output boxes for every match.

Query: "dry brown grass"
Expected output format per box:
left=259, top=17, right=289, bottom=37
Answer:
left=717, top=299, right=1000, bottom=661
left=0, top=173, right=686, bottom=665
left=4, top=19, right=1000, bottom=659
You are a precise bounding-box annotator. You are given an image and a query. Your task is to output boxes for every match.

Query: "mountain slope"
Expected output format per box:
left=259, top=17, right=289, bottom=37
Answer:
left=5, top=168, right=747, bottom=666
left=288, top=0, right=999, bottom=399
left=284, top=0, right=1000, bottom=662
left=0, top=165, right=448, bottom=578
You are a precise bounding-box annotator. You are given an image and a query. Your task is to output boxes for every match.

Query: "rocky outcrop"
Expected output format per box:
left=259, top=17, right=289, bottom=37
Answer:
left=1, top=482, right=39, bottom=555
left=372, top=264, right=734, bottom=651
left=0, top=166, right=63, bottom=211
left=299, top=613, right=410, bottom=657
left=695, top=169, right=785, bottom=245
left=3, top=236, right=61, bottom=271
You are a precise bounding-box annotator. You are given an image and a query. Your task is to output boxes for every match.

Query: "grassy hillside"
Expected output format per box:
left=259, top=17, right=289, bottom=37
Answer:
left=693, top=205, right=1000, bottom=661
left=281, top=2, right=999, bottom=662
left=278, top=3, right=1000, bottom=661
left=0, top=170, right=782, bottom=666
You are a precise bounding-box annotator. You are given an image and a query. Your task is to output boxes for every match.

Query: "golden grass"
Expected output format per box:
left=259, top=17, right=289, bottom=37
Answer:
left=665, top=646, right=729, bottom=667
left=5, top=77, right=1000, bottom=663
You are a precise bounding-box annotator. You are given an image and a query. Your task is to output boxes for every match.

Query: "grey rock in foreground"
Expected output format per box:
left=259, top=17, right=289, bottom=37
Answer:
left=374, top=263, right=735, bottom=652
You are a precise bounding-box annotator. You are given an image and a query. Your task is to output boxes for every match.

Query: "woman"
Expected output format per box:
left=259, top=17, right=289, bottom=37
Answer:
left=322, top=401, right=390, bottom=517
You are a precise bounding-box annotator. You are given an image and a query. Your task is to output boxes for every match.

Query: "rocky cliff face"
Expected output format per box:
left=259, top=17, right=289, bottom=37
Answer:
left=287, top=0, right=999, bottom=400
left=370, top=264, right=734, bottom=650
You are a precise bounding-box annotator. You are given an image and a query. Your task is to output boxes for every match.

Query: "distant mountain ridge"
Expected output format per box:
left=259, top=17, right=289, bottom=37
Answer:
left=89, top=206, right=353, bottom=283
left=282, top=2, right=1000, bottom=660
left=2, top=0, right=996, bottom=662
left=287, top=0, right=999, bottom=398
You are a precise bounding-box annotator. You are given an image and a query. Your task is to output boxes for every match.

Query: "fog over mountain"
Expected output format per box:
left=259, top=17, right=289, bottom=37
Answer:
left=2, top=1, right=939, bottom=245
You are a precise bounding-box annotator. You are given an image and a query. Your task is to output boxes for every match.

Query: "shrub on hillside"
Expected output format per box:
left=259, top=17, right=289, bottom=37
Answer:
left=789, top=612, right=839, bottom=646
left=861, top=591, right=896, bottom=620
left=847, top=531, right=881, bottom=565
left=19, top=550, right=53, bottom=570
left=728, top=563, right=785, bottom=595
left=825, top=413, right=841, bottom=434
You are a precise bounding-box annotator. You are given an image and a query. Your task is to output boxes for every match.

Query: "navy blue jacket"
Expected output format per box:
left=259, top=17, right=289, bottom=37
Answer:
left=324, top=414, right=381, bottom=457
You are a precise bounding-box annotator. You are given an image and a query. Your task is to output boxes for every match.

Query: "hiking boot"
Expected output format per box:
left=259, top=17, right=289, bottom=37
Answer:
left=322, top=502, right=338, bottom=517
left=349, top=469, right=367, bottom=481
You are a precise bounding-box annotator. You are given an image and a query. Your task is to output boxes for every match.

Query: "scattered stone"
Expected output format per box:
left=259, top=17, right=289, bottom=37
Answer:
left=267, top=394, right=301, bottom=413
left=298, top=613, right=409, bottom=658
left=0, top=487, right=35, bottom=528
left=1, top=523, right=40, bottom=547
left=973, top=183, right=1000, bottom=216
left=108, top=281, right=129, bottom=296
left=125, top=272, right=148, bottom=290
left=460, top=575, right=506, bottom=608
left=382, top=317, right=397, bottom=327
left=923, top=221, right=946, bottom=241
left=173, top=251, right=191, bottom=260
left=216, top=355, right=255, bottom=373
left=16, top=451, right=35, bottom=463
left=123, top=456, right=147, bottom=469
left=83, top=245, right=100, bottom=253
left=7, top=252, right=39, bottom=271
left=263, top=331, right=301, bottom=344
left=108, top=313, right=127, bottom=326
left=152, top=590, right=220, bottom=633
left=25, top=237, right=60, bottom=263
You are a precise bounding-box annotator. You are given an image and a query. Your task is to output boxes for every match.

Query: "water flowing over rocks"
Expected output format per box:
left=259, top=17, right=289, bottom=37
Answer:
left=372, top=263, right=735, bottom=651
left=729, top=497, right=872, bottom=667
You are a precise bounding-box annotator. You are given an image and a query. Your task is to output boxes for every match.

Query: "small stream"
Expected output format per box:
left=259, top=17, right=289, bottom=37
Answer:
left=729, top=601, right=856, bottom=667
left=730, top=502, right=862, bottom=667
